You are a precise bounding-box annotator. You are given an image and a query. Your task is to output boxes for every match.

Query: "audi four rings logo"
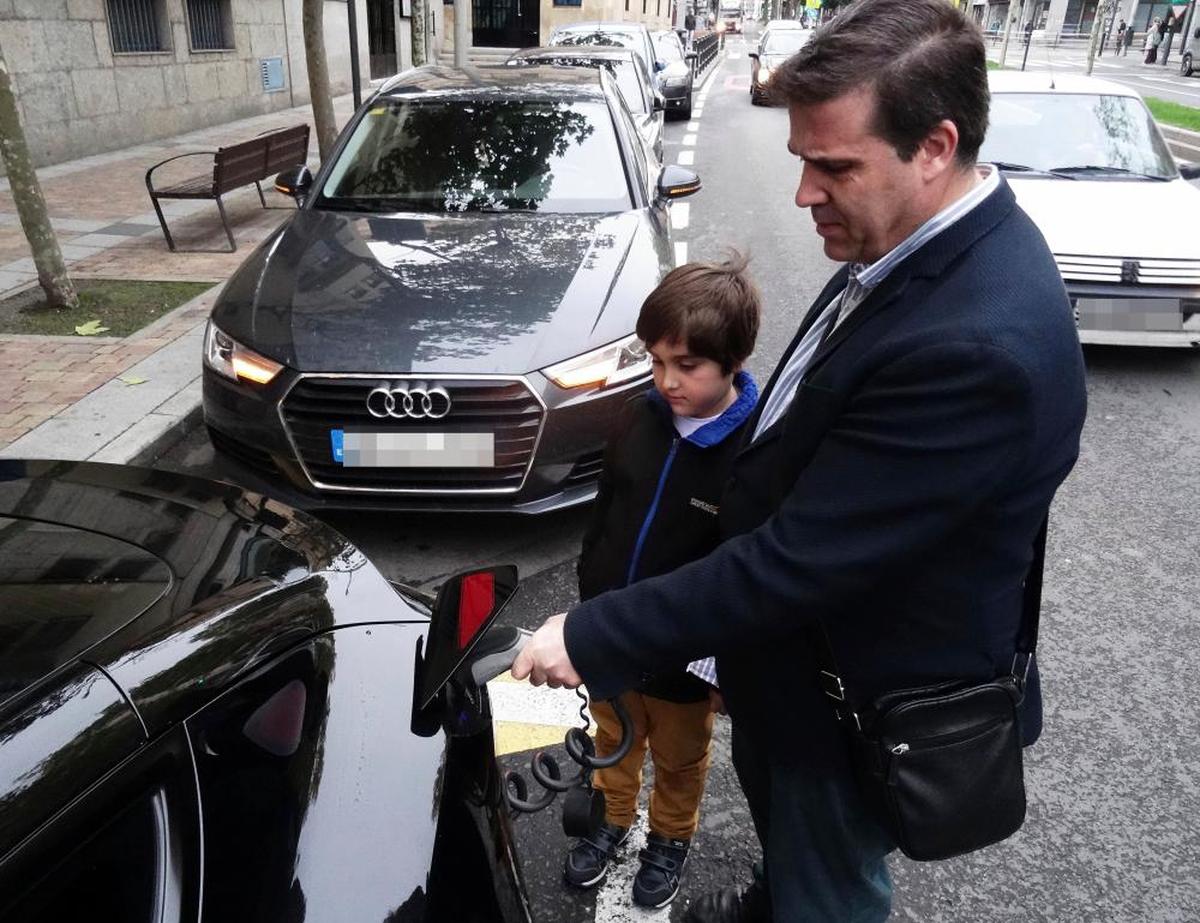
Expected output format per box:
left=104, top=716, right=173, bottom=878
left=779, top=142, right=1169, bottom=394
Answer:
left=366, top=384, right=452, bottom=419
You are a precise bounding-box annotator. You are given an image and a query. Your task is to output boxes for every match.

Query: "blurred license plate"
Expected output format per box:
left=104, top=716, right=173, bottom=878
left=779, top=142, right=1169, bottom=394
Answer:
left=330, top=430, right=494, bottom=468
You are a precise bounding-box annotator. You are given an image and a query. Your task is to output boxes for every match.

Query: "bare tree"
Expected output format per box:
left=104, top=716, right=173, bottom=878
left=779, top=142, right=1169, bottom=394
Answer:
left=0, top=40, right=78, bottom=310
left=412, top=0, right=429, bottom=67
left=302, top=0, right=339, bottom=161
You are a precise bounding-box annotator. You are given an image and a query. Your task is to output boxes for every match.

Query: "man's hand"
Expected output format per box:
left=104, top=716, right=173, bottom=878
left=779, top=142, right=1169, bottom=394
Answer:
left=511, top=613, right=583, bottom=688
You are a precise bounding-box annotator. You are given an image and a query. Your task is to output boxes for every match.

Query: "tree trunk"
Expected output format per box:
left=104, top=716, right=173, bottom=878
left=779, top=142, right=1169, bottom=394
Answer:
left=0, top=41, right=77, bottom=310
left=302, top=0, right=339, bottom=162
left=998, top=0, right=1024, bottom=68
left=412, top=0, right=428, bottom=67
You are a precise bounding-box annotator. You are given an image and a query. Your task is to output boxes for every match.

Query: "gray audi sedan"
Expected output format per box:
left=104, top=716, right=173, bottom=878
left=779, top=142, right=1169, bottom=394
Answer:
left=202, top=65, right=701, bottom=513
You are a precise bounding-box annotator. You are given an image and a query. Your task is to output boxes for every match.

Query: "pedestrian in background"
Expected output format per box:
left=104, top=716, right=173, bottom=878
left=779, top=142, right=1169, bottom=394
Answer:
left=1123, top=23, right=1135, bottom=54
left=513, top=0, right=1088, bottom=919
left=1145, top=17, right=1162, bottom=63
left=1115, top=18, right=1127, bottom=51
left=563, top=254, right=761, bottom=911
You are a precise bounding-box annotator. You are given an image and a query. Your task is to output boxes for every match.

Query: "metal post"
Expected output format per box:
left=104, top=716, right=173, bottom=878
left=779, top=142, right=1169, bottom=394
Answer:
left=454, top=0, right=469, bottom=67
left=1022, top=22, right=1034, bottom=69
left=348, top=0, right=363, bottom=107
left=999, top=0, right=1025, bottom=68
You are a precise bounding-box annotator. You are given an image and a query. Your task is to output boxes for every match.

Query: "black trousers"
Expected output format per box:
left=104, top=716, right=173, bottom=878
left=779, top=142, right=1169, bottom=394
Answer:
left=729, top=720, right=894, bottom=922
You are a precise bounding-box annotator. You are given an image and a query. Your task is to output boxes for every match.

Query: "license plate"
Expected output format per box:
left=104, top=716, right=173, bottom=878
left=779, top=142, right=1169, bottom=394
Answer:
left=330, top=430, right=495, bottom=468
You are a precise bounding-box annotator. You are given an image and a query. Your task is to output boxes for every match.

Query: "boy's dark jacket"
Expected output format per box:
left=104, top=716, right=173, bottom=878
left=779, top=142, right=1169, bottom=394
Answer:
left=578, top=372, right=758, bottom=703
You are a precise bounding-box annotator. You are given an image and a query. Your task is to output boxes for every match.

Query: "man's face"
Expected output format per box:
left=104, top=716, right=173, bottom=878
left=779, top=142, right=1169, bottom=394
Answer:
left=787, top=88, right=930, bottom=264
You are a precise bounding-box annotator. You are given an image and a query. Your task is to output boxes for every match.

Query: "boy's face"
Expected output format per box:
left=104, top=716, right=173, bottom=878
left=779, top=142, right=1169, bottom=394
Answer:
left=648, top=338, right=737, bottom=419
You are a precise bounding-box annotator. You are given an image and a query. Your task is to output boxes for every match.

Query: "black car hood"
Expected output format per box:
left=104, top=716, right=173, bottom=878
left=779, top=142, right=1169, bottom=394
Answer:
left=214, top=208, right=655, bottom=374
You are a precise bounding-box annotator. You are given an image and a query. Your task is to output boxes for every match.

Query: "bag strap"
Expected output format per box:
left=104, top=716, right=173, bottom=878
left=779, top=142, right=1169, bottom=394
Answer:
left=816, top=515, right=1049, bottom=729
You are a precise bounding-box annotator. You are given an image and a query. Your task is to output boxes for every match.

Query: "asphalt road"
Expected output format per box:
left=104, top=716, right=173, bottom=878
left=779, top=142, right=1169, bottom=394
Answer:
left=154, top=37, right=1200, bottom=922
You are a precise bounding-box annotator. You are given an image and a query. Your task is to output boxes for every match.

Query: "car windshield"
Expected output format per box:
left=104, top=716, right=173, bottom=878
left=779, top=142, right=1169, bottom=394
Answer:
left=762, top=30, right=809, bottom=55
left=981, top=92, right=1178, bottom=179
left=319, top=99, right=631, bottom=213
left=520, top=57, right=647, bottom=115
left=556, top=29, right=640, bottom=53
left=655, top=34, right=684, bottom=61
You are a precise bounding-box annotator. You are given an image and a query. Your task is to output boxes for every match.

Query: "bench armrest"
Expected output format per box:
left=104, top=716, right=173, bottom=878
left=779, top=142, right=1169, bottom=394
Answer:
left=145, top=151, right=217, bottom=193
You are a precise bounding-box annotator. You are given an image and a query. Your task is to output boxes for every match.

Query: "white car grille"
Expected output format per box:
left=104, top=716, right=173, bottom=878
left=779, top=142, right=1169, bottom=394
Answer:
left=1054, top=254, right=1200, bottom=286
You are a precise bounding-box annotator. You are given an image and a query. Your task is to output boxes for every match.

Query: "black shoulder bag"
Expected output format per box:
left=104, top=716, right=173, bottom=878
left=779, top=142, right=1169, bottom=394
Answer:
left=816, top=518, right=1047, bottom=862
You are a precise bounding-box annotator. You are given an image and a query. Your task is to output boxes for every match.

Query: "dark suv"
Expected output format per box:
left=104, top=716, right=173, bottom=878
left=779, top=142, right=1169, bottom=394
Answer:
left=0, top=459, right=532, bottom=922
left=202, top=65, right=701, bottom=514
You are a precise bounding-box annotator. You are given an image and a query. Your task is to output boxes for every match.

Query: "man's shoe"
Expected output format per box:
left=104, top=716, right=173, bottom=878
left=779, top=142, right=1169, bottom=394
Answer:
left=684, top=873, right=770, bottom=923
left=632, top=833, right=690, bottom=908
left=563, top=822, right=629, bottom=889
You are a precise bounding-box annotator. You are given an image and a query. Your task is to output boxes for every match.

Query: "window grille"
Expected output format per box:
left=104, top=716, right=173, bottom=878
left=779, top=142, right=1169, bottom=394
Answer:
left=106, top=0, right=166, bottom=53
left=187, top=0, right=234, bottom=51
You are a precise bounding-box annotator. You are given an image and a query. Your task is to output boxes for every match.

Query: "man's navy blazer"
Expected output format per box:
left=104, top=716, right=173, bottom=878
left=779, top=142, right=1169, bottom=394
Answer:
left=566, top=178, right=1088, bottom=770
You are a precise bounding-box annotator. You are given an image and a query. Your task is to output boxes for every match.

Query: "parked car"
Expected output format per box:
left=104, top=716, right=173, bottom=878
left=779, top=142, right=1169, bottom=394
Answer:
left=719, top=6, right=743, bottom=34
left=548, top=22, right=664, bottom=89
left=506, top=45, right=665, bottom=161
left=1180, top=26, right=1200, bottom=76
left=983, top=72, right=1200, bottom=347
left=749, top=27, right=812, bottom=104
left=202, top=65, right=702, bottom=513
left=652, top=29, right=697, bottom=119
left=0, top=458, right=532, bottom=922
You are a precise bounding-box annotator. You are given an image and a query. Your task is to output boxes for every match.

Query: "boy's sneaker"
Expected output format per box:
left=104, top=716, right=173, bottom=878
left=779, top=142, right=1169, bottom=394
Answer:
left=563, top=822, right=630, bottom=889
left=632, top=833, right=690, bottom=908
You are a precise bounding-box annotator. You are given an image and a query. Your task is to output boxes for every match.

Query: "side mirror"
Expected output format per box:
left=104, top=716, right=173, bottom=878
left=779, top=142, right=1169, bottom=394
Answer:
left=685, top=51, right=698, bottom=62
left=749, top=51, right=760, bottom=59
left=416, top=564, right=519, bottom=710
left=274, top=165, right=313, bottom=201
left=1179, top=162, right=1200, bottom=180
left=657, top=164, right=702, bottom=200
left=655, top=59, right=667, bottom=72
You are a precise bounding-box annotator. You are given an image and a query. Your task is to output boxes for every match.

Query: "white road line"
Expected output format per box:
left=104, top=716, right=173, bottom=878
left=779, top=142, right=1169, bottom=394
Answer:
left=593, top=815, right=672, bottom=923
left=728, top=52, right=741, bottom=60
left=674, top=241, right=688, bottom=265
left=677, top=150, right=695, bottom=165
left=671, top=202, right=690, bottom=230
left=487, top=680, right=590, bottom=727
left=686, top=120, right=700, bottom=132
left=683, top=134, right=697, bottom=146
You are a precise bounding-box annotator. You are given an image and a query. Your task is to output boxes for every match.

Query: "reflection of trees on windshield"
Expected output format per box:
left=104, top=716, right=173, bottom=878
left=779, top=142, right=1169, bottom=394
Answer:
left=558, top=31, right=635, bottom=48
left=334, top=101, right=596, bottom=212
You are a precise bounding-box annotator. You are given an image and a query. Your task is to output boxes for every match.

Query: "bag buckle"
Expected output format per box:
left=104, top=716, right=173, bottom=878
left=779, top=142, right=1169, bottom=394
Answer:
left=1011, top=651, right=1034, bottom=687
left=819, top=670, right=846, bottom=702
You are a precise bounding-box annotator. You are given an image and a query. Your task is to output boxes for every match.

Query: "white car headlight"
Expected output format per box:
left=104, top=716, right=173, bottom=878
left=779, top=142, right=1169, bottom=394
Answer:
left=759, top=66, right=774, bottom=83
left=542, top=333, right=650, bottom=390
left=665, top=74, right=691, bottom=87
left=203, top=320, right=284, bottom=385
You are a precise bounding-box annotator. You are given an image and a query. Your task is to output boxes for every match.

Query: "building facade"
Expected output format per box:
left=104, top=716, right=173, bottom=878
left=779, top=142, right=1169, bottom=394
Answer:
left=443, top=0, right=674, bottom=52
left=0, top=0, right=444, bottom=170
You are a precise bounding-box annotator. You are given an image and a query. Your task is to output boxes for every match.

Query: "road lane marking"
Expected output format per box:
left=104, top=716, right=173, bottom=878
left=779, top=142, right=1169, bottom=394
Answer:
left=594, top=814, right=671, bottom=922
left=488, top=673, right=596, bottom=757
left=687, top=120, right=700, bottom=132
left=675, top=241, right=688, bottom=265
left=672, top=202, right=690, bottom=230
left=677, top=150, right=695, bottom=165
left=683, top=134, right=697, bottom=145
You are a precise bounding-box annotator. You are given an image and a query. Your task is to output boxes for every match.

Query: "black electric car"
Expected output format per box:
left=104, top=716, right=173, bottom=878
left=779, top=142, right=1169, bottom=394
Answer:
left=0, top=459, right=532, bottom=922
left=201, top=65, right=701, bottom=514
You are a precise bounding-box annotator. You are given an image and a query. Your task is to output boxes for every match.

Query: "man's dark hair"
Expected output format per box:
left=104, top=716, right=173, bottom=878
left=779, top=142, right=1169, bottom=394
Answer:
left=636, top=250, right=761, bottom=373
left=770, top=0, right=989, bottom=166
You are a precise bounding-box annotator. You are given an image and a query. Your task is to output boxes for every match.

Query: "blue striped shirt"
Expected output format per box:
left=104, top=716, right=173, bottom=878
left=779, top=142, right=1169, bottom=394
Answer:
left=752, top=166, right=999, bottom=441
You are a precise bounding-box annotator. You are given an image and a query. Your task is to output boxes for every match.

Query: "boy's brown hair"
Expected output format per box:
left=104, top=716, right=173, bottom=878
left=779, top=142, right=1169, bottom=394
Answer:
left=636, top=250, right=761, bottom=373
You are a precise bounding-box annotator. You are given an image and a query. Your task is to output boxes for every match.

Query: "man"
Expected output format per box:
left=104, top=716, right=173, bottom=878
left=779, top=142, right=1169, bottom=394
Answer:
left=514, top=1, right=1087, bottom=920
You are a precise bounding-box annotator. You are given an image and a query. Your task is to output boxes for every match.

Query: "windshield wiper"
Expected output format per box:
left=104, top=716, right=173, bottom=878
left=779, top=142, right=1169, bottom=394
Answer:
left=990, top=161, right=1076, bottom=179
left=1047, top=165, right=1170, bottom=181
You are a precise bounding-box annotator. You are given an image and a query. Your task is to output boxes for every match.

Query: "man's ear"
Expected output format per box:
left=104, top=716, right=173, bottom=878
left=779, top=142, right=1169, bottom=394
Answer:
left=918, top=119, right=961, bottom=182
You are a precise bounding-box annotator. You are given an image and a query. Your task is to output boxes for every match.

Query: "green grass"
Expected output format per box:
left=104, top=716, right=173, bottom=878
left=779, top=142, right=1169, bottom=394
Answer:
left=0, top=279, right=213, bottom=337
left=1145, top=96, right=1200, bottom=132
left=987, top=60, right=1003, bottom=70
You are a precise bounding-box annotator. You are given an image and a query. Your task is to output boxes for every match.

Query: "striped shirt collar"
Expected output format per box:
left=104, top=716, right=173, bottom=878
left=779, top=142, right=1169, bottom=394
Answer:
left=847, top=164, right=999, bottom=293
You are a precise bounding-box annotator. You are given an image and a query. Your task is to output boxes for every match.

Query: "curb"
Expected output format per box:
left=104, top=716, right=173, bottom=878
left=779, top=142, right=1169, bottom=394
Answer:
left=0, top=284, right=219, bottom=466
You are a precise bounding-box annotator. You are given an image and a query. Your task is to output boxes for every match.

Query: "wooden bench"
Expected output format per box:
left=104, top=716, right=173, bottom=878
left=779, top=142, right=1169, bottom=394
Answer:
left=144, top=124, right=310, bottom=253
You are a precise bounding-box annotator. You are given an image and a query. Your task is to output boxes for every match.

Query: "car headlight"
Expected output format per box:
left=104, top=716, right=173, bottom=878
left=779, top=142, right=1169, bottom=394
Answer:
left=203, top=320, right=284, bottom=385
left=542, top=333, right=650, bottom=390
left=665, top=74, right=690, bottom=87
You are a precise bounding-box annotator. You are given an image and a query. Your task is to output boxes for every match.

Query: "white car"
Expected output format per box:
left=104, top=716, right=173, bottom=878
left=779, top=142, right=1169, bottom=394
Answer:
left=982, top=72, right=1200, bottom=347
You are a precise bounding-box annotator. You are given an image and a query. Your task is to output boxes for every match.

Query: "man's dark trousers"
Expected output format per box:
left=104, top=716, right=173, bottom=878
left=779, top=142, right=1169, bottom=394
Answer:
left=566, top=178, right=1088, bottom=922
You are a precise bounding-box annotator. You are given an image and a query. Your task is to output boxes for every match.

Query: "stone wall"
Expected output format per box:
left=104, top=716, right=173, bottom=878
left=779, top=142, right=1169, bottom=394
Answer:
left=0, top=0, right=373, bottom=169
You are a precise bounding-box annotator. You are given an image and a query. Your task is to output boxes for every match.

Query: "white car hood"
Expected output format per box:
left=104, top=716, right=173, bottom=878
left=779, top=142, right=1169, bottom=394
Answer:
left=1007, top=175, right=1199, bottom=258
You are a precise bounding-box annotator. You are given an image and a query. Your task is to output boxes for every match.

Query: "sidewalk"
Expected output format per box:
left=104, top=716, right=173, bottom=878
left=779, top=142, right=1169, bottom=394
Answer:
left=0, top=91, right=361, bottom=462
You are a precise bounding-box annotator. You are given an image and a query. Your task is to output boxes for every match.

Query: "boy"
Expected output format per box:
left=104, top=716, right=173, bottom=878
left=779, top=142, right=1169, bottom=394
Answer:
left=566, top=252, right=761, bottom=908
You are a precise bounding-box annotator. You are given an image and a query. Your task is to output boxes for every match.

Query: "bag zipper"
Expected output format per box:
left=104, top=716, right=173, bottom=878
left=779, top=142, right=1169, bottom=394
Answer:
left=886, top=716, right=1010, bottom=783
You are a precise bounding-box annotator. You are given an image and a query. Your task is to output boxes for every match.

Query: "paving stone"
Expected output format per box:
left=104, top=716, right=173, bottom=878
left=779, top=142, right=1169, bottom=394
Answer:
left=94, top=222, right=162, bottom=237
left=61, top=232, right=132, bottom=248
